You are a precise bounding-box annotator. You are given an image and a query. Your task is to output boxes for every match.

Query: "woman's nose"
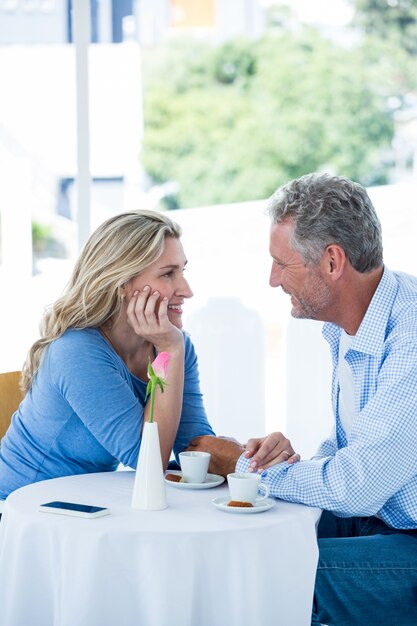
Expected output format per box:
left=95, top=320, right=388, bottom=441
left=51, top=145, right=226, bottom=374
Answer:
left=177, top=276, right=193, bottom=298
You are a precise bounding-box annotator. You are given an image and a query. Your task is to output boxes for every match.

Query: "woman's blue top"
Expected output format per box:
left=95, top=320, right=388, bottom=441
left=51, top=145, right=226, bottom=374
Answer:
left=0, top=328, right=214, bottom=499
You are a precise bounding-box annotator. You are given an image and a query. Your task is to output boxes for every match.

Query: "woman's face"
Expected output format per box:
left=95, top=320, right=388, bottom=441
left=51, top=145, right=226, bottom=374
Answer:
left=126, top=237, right=193, bottom=329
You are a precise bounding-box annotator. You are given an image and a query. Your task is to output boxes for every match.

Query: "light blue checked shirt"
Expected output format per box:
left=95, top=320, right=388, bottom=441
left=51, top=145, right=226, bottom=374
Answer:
left=237, top=267, right=417, bottom=529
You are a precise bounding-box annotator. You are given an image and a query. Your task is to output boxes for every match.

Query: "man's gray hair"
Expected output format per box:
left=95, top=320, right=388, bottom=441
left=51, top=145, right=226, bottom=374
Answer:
left=267, top=173, right=383, bottom=272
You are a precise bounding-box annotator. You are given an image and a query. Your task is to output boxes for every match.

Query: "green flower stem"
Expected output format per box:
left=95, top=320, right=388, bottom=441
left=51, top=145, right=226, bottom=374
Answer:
left=149, top=379, right=156, bottom=423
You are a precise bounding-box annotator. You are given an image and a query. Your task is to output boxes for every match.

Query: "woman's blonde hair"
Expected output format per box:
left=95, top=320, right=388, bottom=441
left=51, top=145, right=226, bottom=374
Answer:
left=21, top=210, right=182, bottom=392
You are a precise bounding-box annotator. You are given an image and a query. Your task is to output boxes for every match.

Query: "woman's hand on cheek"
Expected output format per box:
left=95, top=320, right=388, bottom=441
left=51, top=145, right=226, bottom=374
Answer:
left=126, top=286, right=183, bottom=352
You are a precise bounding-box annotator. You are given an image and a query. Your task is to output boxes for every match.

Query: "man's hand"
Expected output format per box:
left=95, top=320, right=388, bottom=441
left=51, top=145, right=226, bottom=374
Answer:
left=244, top=432, right=300, bottom=472
left=185, top=436, right=244, bottom=477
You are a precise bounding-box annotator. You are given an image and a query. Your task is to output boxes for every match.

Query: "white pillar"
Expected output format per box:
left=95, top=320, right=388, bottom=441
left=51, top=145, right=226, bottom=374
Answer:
left=120, top=42, right=146, bottom=213
left=285, top=317, right=333, bottom=458
left=73, top=0, right=91, bottom=250
left=187, top=298, right=266, bottom=444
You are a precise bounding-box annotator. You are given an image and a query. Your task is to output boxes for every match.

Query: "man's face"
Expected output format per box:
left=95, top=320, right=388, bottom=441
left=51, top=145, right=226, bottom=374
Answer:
left=269, top=220, right=332, bottom=320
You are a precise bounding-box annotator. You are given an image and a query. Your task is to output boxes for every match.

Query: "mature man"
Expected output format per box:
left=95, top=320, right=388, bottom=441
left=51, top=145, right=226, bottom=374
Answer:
left=189, top=173, right=417, bottom=625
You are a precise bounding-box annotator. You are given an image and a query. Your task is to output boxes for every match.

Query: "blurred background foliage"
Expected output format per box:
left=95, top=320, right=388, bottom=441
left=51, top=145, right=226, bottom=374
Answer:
left=142, top=1, right=417, bottom=209
left=350, top=0, right=417, bottom=56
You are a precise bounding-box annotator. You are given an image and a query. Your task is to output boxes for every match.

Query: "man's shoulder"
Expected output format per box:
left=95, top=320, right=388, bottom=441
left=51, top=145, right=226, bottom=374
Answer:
left=386, top=270, right=417, bottom=319
left=368, top=267, right=417, bottom=321
left=387, top=270, right=417, bottom=336
left=391, top=270, right=417, bottom=300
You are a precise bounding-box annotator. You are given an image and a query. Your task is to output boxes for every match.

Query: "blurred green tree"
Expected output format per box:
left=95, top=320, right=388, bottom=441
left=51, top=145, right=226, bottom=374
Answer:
left=349, top=0, right=417, bottom=56
left=141, top=23, right=415, bottom=209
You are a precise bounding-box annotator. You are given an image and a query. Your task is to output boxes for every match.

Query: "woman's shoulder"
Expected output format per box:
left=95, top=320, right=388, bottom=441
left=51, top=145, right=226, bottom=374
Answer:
left=43, top=328, right=127, bottom=386
left=50, top=327, right=102, bottom=347
left=46, top=328, right=110, bottom=362
left=182, top=330, right=193, bottom=350
left=182, top=331, right=199, bottom=366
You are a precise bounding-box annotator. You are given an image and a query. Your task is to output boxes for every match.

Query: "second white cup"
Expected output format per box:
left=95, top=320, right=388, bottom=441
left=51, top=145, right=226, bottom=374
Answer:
left=227, top=472, right=269, bottom=504
left=179, top=451, right=211, bottom=483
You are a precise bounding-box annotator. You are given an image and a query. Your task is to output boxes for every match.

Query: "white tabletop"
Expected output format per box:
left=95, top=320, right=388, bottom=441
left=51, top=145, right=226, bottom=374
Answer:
left=0, top=471, right=321, bottom=626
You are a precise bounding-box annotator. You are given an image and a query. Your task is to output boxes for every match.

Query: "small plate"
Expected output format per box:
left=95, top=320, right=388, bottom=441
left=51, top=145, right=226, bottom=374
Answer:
left=165, top=471, right=225, bottom=490
left=212, top=496, right=275, bottom=514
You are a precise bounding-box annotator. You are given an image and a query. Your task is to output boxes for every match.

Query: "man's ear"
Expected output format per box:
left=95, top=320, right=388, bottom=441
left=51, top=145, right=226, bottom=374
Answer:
left=322, top=244, right=346, bottom=280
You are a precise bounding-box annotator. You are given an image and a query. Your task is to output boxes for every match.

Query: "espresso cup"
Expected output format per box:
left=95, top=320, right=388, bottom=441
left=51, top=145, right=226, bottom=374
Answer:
left=179, top=451, right=211, bottom=483
left=227, top=472, right=269, bottom=504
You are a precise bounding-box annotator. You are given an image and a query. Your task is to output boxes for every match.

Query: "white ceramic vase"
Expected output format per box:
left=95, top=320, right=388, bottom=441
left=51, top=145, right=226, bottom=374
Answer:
left=131, top=421, right=167, bottom=511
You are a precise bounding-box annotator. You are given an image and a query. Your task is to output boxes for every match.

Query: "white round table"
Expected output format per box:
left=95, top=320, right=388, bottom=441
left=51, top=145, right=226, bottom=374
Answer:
left=0, top=471, right=321, bottom=626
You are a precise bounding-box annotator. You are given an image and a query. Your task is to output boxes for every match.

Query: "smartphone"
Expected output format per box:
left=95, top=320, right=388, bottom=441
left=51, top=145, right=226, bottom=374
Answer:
left=38, top=501, right=110, bottom=519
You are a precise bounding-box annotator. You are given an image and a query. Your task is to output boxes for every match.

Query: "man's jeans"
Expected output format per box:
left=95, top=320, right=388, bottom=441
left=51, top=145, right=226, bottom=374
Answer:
left=311, top=510, right=417, bottom=626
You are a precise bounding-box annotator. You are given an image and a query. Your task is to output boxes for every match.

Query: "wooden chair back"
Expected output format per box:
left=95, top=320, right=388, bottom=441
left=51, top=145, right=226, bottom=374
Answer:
left=0, top=371, right=23, bottom=439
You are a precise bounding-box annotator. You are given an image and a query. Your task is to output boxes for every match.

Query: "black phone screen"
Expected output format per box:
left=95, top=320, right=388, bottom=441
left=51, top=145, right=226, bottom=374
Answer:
left=40, top=501, right=107, bottom=514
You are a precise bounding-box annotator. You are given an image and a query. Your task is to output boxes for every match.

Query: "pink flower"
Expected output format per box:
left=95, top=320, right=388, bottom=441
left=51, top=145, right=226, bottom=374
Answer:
left=146, top=352, right=172, bottom=423
left=149, top=352, right=171, bottom=381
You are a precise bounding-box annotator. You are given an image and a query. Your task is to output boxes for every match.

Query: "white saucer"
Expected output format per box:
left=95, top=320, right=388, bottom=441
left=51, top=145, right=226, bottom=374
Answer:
left=165, top=471, right=225, bottom=490
left=211, top=496, right=275, bottom=514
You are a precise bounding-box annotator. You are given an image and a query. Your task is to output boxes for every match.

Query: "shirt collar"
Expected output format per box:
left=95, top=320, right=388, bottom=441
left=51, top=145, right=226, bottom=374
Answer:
left=323, top=266, right=397, bottom=357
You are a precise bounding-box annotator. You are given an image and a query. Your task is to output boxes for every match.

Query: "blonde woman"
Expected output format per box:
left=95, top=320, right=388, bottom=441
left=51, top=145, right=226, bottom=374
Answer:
left=0, top=210, right=215, bottom=500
